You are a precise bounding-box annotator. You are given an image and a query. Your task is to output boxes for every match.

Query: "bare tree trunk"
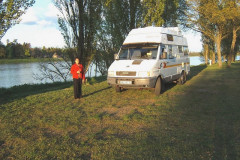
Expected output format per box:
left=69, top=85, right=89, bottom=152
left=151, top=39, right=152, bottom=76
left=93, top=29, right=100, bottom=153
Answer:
left=212, top=51, right=216, bottom=64
left=228, top=27, right=237, bottom=67
left=77, top=0, right=85, bottom=65
left=204, top=44, right=209, bottom=64
left=216, top=34, right=222, bottom=67
left=129, top=0, right=136, bottom=30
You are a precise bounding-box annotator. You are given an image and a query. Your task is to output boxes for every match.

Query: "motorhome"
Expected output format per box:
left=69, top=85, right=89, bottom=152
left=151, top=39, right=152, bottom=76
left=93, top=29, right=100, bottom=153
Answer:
left=107, top=27, right=190, bottom=95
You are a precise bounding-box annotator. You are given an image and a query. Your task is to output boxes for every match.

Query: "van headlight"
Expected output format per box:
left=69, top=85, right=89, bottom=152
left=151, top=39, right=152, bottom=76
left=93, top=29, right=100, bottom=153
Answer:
left=138, top=71, right=150, bottom=77
left=108, top=71, right=115, bottom=77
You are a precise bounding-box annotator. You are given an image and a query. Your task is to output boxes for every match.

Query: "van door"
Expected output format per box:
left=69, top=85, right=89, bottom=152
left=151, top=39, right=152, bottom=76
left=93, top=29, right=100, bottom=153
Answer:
left=159, top=45, right=171, bottom=81
left=167, top=45, right=177, bottom=80
left=160, top=45, right=178, bottom=81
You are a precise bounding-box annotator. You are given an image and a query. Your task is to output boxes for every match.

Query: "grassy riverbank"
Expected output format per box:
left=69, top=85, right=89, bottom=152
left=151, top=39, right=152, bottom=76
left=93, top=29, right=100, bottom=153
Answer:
left=0, top=58, right=62, bottom=64
left=189, top=52, right=201, bottom=57
left=0, top=63, right=240, bottom=159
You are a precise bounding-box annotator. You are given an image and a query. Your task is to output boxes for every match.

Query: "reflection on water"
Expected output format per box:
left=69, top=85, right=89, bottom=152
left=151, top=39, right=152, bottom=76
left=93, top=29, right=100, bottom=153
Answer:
left=0, top=56, right=239, bottom=88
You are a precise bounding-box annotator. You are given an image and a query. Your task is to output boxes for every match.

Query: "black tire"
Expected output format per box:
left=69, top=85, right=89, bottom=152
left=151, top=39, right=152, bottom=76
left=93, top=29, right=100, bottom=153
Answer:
left=178, top=71, right=186, bottom=85
left=183, top=71, right=187, bottom=83
left=154, top=77, right=162, bottom=96
left=115, top=86, right=121, bottom=92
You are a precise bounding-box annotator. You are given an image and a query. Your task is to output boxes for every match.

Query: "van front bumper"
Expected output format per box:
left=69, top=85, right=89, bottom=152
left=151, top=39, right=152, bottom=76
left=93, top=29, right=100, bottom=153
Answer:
left=107, top=77, right=157, bottom=89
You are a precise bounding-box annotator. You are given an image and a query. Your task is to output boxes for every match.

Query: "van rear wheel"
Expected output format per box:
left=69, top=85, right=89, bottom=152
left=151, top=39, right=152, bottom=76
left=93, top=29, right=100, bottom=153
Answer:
left=154, top=77, right=162, bottom=96
left=178, top=71, right=186, bottom=85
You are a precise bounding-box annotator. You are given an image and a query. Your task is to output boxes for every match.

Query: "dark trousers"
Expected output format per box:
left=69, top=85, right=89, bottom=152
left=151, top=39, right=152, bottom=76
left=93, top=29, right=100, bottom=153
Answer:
left=73, top=78, right=82, bottom=99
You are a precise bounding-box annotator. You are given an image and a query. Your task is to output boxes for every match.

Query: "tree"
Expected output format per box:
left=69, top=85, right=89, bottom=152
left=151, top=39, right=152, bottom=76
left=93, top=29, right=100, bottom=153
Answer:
left=186, top=0, right=231, bottom=67
left=94, top=0, right=143, bottom=75
left=224, top=0, right=240, bottom=67
left=202, top=35, right=210, bottom=65
left=0, top=0, right=35, bottom=40
left=142, top=0, right=187, bottom=27
left=95, top=0, right=188, bottom=75
left=202, top=34, right=216, bottom=64
left=129, top=0, right=142, bottom=29
left=142, top=0, right=166, bottom=26
left=103, top=0, right=141, bottom=47
left=5, top=39, right=25, bottom=58
left=0, top=42, right=6, bottom=58
left=31, top=47, right=42, bottom=58
left=33, top=58, right=71, bottom=82
left=53, top=0, right=102, bottom=72
left=105, top=0, right=143, bottom=29
left=23, top=42, right=31, bottom=57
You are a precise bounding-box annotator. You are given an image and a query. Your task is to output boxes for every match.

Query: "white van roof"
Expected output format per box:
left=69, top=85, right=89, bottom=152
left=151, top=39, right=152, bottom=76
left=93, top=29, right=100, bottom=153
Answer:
left=123, top=27, right=188, bottom=46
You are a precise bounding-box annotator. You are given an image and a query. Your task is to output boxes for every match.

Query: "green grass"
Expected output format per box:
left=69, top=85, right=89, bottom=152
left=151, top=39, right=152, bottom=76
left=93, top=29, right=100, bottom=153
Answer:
left=0, top=63, right=240, bottom=159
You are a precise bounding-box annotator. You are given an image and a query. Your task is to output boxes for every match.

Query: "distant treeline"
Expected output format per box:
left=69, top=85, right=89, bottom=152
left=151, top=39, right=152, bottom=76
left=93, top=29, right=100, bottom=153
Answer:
left=0, top=39, right=66, bottom=59
left=189, top=52, right=201, bottom=57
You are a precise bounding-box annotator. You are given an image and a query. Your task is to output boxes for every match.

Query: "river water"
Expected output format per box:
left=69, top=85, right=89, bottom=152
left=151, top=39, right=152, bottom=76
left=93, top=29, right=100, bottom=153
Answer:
left=0, top=56, right=238, bottom=88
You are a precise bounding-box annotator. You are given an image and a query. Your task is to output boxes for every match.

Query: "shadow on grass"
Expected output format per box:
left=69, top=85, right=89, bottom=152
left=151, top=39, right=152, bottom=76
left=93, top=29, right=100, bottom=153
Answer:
left=87, top=76, right=107, bottom=85
left=188, top=64, right=207, bottom=80
left=0, top=76, right=108, bottom=106
left=83, top=86, right=111, bottom=98
left=133, top=63, right=239, bottom=159
left=162, top=64, right=207, bottom=93
left=83, top=76, right=111, bottom=97
left=0, top=82, right=73, bottom=105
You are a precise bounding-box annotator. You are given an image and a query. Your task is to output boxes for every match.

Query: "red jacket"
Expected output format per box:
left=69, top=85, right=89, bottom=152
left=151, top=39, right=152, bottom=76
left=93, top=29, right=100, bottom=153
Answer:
left=71, top=63, right=85, bottom=80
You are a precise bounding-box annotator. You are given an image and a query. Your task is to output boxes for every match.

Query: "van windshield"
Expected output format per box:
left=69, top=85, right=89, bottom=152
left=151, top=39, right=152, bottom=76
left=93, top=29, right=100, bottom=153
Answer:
left=118, top=45, right=158, bottom=60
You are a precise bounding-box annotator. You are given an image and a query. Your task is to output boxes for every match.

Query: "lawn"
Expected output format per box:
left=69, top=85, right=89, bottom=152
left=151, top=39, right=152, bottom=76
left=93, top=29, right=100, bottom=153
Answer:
left=0, top=63, right=240, bottom=159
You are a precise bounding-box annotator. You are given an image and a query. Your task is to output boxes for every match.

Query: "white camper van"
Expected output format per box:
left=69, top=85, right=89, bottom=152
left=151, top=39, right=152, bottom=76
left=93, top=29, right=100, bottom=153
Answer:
left=107, top=27, right=190, bottom=95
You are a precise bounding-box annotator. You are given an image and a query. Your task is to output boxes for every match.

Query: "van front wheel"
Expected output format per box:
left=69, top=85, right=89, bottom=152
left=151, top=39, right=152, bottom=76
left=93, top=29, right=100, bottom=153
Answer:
left=154, top=77, right=162, bottom=96
left=115, top=86, right=121, bottom=92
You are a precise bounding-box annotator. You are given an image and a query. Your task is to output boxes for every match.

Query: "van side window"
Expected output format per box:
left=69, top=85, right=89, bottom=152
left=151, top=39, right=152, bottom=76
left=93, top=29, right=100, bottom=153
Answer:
left=160, top=46, right=167, bottom=59
left=178, top=46, right=183, bottom=53
left=168, top=45, right=174, bottom=59
left=167, top=34, right=173, bottom=41
left=183, top=46, right=189, bottom=55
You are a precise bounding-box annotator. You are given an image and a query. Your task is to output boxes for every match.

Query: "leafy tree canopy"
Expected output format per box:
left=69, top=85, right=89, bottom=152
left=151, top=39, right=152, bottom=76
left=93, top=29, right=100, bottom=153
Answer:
left=0, top=0, right=35, bottom=40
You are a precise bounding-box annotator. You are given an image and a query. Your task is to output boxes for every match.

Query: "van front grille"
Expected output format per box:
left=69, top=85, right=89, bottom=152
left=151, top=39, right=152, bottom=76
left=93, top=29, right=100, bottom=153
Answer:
left=116, top=71, right=136, bottom=76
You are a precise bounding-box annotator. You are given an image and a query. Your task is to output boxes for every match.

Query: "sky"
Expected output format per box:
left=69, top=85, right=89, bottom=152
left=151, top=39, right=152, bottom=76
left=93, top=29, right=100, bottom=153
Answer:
left=1, top=0, right=203, bottom=52
left=2, top=0, right=65, bottom=48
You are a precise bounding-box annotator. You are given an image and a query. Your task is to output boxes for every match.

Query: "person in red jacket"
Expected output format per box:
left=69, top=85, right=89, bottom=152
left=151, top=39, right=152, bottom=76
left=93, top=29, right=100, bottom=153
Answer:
left=71, top=58, right=85, bottom=99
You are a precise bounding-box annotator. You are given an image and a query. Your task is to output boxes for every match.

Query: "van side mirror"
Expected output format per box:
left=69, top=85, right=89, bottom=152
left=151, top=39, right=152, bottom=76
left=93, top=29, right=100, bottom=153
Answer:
left=114, top=53, right=119, bottom=60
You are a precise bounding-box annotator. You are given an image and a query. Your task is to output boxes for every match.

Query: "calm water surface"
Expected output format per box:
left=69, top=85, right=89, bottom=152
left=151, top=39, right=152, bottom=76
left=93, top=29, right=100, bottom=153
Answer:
left=0, top=56, right=238, bottom=88
left=0, top=63, right=41, bottom=88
